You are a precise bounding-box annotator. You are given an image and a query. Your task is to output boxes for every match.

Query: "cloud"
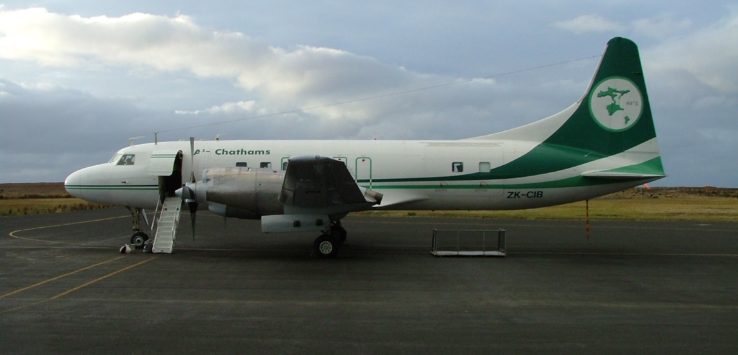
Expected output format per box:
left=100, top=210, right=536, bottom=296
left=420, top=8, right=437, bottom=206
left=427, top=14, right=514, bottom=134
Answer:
left=0, top=7, right=420, bottom=113
left=1, top=6, right=736, bottom=187
left=637, top=11, right=738, bottom=187
left=0, top=79, right=152, bottom=154
left=0, top=7, right=554, bottom=134
left=646, top=12, right=738, bottom=93
left=175, top=100, right=256, bottom=115
left=632, top=14, right=692, bottom=39
left=554, top=14, right=624, bottom=34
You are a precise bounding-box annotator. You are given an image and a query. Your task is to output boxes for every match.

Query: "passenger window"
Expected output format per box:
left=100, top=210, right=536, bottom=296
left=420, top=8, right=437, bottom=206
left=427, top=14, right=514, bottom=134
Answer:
left=282, top=161, right=289, bottom=171
left=235, top=162, right=247, bottom=167
left=452, top=161, right=463, bottom=173
left=117, top=154, right=136, bottom=166
left=260, top=162, right=272, bottom=169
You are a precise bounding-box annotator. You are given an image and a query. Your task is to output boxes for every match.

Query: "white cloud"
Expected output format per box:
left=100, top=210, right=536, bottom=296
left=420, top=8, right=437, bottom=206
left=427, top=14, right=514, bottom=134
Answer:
left=646, top=12, right=738, bottom=93
left=0, top=8, right=549, bottom=153
left=175, top=100, right=256, bottom=115
left=0, top=7, right=448, bottom=126
left=554, top=14, right=624, bottom=34
left=1, top=6, right=736, bottom=187
left=633, top=14, right=692, bottom=39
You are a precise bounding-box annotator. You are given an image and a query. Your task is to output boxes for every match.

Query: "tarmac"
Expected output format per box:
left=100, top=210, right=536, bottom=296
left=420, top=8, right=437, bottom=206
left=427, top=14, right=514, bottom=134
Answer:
left=1, top=208, right=737, bottom=354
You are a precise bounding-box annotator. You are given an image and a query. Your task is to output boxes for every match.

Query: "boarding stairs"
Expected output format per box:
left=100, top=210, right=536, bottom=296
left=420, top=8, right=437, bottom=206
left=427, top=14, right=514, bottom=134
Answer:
left=151, top=197, right=182, bottom=254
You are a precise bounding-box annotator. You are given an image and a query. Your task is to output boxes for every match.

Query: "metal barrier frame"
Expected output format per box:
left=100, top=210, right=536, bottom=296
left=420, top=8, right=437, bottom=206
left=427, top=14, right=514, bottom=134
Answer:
left=431, top=228, right=506, bottom=257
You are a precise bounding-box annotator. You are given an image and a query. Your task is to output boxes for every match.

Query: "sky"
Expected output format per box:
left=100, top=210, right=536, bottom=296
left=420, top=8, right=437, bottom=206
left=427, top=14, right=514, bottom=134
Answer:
left=0, top=1, right=736, bottom=187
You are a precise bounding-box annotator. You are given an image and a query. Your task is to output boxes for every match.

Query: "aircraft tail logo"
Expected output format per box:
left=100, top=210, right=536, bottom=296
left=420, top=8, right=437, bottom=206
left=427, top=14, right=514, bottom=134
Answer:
left=589, top=77, right=643, bottom=132
left=589, top=77, right=643, bottom=131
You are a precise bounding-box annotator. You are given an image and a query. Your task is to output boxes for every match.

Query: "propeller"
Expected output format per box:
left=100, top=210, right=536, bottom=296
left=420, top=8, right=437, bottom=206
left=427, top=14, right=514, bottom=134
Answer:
left=184, top=137, right=198, bottom=240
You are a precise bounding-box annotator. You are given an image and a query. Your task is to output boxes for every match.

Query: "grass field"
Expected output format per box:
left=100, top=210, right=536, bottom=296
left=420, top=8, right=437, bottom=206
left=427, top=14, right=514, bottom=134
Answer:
left=359, top=195, right=738, bottom=222
left=0, top=183, right=108, bottom=216
left=1, top=183, right=737, bottom=221
left=0, top=198, right=108, bottom=216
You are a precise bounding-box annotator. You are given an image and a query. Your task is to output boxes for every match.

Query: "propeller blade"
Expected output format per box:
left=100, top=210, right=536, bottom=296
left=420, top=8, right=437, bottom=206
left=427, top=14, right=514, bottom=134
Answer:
left=188, top=202, right=197, bottom=240
left=177, top=184, right=198, bottom=240
left=189, top=137, right=196, bottom=183
left=187, top=136, right=197, bottom=240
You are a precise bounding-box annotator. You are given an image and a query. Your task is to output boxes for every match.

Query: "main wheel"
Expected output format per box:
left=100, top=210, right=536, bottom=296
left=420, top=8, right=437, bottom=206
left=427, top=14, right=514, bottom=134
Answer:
left=314, top=234, right=339, bottom=258
left=130, top=232, right=149, bottom=249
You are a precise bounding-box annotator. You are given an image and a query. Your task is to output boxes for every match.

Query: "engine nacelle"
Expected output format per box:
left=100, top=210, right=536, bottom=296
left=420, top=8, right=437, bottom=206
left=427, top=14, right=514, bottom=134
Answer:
left=191, top=167, right=285, bottom=219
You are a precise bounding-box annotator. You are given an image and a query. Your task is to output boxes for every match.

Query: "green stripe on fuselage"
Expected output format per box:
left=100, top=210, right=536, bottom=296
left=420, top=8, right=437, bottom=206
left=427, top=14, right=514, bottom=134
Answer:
left=366, top=175, right=653, bottom=190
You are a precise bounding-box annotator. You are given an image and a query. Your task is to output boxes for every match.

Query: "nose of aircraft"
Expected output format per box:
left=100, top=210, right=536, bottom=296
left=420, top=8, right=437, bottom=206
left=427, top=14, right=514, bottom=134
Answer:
left=64, top=168, right=84, bottom=198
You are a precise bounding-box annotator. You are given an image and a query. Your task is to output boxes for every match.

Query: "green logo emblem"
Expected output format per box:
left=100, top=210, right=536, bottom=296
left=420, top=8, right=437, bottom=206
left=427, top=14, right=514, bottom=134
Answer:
left=589, top=77, right=642, bottom=131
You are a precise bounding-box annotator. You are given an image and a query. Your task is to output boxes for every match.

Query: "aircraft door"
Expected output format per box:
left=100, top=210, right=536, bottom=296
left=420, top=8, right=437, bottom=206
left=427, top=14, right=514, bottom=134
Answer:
left=355, top=156, right=372, bottom=188
left=149, top=150, right=183, bottom=201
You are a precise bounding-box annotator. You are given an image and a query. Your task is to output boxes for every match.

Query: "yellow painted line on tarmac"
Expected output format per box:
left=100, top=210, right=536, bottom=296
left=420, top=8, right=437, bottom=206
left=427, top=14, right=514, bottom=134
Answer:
left=0, top=255, right=127, bottom=299
left=50, top=256, right=157, bottom=300
left=0, top=256, right=157, bottom=315
left=7, top=215, right=128, bottom=243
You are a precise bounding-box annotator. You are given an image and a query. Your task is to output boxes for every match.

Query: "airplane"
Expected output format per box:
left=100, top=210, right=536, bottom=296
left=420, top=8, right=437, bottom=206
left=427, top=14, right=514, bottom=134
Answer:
left=64, top=37, right=665, bottom=257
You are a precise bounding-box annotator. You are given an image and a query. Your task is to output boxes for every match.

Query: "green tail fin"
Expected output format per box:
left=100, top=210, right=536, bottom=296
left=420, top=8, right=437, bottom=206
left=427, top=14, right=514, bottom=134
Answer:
left=564, top=36, right=657, bottom=152
left=486, top=37, right=664, bottom=179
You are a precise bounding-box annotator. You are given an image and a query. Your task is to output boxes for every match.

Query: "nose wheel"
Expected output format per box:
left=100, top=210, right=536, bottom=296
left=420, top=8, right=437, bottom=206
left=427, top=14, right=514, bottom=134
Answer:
left=130, top=231, right=150, bottom=250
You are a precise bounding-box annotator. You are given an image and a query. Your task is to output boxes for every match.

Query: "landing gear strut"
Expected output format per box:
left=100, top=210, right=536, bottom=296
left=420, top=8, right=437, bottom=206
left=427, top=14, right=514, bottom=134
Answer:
left=313, top=220, right=348, bottom=258
left=126, top=207, right=149, bottom=250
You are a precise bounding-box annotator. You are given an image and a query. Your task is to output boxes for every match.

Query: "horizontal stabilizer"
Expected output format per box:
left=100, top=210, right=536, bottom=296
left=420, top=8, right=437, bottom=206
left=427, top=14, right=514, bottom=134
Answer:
left=582, top=156, right=665, bottom=181
left=581, top=171, right=665, bottom=180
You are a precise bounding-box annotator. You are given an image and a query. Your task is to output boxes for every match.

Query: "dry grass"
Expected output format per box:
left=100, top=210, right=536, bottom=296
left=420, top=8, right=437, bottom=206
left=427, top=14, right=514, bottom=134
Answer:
left=1, top=183, right=737, bottom=221
left=359, top=194, right=738, bottom=222
left=0, top=183, right=108, bottom=216
left=0, top=182, right=71, bottom=199
left=0, top=198, right=109, bottom=216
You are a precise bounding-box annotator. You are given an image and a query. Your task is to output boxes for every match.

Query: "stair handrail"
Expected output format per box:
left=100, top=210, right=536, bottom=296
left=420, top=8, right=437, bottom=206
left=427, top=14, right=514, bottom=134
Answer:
left=150, top=197, right=162, bottom=234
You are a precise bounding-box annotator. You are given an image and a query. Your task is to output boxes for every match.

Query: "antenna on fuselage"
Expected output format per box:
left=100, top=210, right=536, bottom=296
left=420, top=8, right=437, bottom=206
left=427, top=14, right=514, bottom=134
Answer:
left=154, top=131, right=159, bottom=145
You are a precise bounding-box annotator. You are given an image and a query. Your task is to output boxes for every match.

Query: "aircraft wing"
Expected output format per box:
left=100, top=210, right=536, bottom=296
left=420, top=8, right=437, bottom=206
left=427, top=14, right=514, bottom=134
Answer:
left=262, top=156, right=382, bottom=233
left=279, top=156, right=383, bottom=215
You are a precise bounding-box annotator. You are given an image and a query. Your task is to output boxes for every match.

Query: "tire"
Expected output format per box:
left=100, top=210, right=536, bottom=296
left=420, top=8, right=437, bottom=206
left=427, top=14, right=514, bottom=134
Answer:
left=314, top=234, right=339, bottom=258
left=130, top=232, right=149, bottom=249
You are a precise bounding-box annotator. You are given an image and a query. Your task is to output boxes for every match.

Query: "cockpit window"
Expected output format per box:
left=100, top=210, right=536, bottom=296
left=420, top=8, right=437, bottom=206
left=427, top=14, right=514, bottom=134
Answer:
left=109, top=154, right=122, bottom=163
left=117, top=154, right=136, bottom=166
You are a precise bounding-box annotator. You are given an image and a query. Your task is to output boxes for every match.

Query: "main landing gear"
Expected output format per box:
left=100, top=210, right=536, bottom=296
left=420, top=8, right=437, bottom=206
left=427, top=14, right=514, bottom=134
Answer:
left=125, top=207, right=150, bottom=250
left=313, top=220, right=347, bottom=258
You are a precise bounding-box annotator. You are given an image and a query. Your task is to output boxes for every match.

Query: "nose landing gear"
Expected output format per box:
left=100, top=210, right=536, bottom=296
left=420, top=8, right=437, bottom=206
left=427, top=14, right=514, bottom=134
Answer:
left=125, top=206, right=150, bottom=250
left=130, top=231, right=149, bottom=249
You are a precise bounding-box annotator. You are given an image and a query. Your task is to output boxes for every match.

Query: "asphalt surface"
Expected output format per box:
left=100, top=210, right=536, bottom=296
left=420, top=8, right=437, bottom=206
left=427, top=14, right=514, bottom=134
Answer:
left=1, top=208, right=737, bottom=354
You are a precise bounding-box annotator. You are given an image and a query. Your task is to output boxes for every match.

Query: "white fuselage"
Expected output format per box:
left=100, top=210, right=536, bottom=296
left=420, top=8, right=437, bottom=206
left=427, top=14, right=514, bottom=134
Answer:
left=64, top=138, right=647, bottom=213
